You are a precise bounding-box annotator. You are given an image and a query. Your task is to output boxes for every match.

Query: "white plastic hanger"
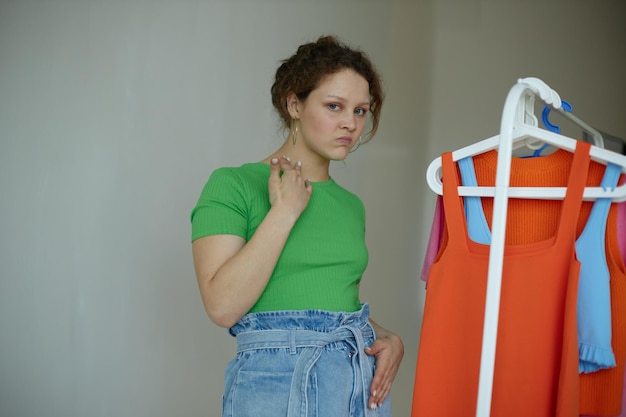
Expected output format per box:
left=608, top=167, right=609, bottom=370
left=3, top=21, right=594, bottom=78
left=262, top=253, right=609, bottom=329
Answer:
left=426, top=77, right=626, bottom=201
left=545, top=102, right=605, bottom=149
left=425, top=77, right=626, bottom=417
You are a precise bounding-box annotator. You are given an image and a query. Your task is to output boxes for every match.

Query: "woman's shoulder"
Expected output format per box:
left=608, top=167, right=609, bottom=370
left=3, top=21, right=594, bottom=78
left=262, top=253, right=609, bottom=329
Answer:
left=209, top=162, right=269, bottom=183
left=201, top=162, right=270, bottom=200
left=212, top=161, right=267, bottom=175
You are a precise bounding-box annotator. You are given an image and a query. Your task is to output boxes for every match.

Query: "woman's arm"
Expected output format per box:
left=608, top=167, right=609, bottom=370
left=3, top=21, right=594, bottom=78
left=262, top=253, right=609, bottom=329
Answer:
left=365, top=318, right=404, bottom=410
left=192, top=156, right=312, bottom=328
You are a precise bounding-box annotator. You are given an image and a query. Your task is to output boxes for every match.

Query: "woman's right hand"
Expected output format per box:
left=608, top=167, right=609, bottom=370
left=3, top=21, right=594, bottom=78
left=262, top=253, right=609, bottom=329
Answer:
left=268, top=156, right=313, bottom=219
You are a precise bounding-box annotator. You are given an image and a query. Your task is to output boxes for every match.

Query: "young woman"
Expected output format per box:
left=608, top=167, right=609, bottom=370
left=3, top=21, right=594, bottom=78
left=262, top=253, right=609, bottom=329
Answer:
left=191, top=35, right=404, bottom=417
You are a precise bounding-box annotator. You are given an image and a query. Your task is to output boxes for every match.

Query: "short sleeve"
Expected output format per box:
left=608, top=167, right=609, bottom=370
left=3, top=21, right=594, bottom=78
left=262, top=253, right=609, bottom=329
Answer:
left=190, top=168, right=248, bottom=241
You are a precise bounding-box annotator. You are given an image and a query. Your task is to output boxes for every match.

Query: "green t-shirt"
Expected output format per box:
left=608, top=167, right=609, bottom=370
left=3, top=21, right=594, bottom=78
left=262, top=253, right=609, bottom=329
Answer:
left=191, top=162, right=367, bottom=313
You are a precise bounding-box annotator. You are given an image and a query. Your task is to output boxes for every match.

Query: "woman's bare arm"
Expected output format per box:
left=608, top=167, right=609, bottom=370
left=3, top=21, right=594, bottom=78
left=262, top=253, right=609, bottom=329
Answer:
left=192, top=156, right=312, bottom=327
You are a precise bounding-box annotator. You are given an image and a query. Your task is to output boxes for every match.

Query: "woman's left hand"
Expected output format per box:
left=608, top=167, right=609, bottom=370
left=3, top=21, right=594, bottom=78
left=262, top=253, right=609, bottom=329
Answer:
left=364, top=326, right=404, bottom=410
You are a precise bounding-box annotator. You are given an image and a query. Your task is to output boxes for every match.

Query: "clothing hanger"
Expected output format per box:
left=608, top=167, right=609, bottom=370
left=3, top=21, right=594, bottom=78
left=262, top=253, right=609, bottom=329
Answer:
left=424, top=77, right=626, bottom=417
left=426, top=78, right=626, bottom=201
left=523, top=99, right=604, bottom=157
left=542, top=100, right=605, bottom=148
left=518, top=99, right=573, bottom=158
left=584, top=130, right=626, bottom=155
left=523, top=100, right=573, bottom=157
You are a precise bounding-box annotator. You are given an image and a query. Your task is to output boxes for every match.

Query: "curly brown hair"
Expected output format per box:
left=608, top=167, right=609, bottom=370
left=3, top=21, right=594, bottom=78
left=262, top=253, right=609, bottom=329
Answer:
left=271, top=35, right=384, bottom=142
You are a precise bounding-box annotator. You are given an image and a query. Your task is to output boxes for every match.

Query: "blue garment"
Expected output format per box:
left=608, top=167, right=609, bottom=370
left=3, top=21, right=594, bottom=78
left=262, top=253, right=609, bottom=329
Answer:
left=457, top=156, right=620, bottom=373
left=224, top=303, right=391, bottom=417
left=576, top=162, right=621, bottom=372
left=457, top=157, right=492, bottom=244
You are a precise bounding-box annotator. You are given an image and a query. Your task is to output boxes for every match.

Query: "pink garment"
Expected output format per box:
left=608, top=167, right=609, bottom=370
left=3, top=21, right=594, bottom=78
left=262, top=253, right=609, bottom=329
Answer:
left=617, top=201, right=626, bottom=262
left=420, top=195, right=444, bottom=283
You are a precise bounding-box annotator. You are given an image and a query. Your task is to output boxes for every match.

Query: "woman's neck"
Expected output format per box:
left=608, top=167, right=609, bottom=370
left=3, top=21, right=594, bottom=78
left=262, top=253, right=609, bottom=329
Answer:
left=263, top=143, right=331, bottom=182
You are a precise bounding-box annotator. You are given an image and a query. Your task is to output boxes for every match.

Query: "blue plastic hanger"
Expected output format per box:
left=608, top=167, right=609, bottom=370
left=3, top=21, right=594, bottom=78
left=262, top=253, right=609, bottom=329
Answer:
left=542, top=99, right=572, bottom=134
left=530, top=99, right=573, bottom=157
left=542, top=99, right=605, bottom=150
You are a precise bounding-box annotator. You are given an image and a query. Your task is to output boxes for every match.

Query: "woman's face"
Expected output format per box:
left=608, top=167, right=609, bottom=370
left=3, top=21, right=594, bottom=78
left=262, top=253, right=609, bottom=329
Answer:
left=290, top=68, right=370, bottom=161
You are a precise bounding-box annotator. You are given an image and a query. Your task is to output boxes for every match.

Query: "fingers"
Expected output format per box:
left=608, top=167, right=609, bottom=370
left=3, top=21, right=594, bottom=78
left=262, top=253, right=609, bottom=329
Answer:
left=269, top=155, right=302, bottom=186
left=293, top=160, right=313, bottom=194
left=364, top=338, right=403, bottom=410
left=279, top=155, right=296, bottom=173
left=276, top=155, right=310, bottom=190
left=369, top=376, right=391, bottom=410
left=267, top=155, right=312, bottom=214
left=366, top=345, right=389, bottom=409
left=269, top=157, right=281, bottom=182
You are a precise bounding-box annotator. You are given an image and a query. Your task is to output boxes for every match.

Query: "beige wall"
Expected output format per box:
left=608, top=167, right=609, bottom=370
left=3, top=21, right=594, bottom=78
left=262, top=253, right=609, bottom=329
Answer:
left=0, top=1, right=624, bottom=416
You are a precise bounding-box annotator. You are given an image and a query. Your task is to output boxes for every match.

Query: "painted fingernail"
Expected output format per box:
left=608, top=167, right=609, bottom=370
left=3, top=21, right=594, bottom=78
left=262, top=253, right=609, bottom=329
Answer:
left=369, top=403, right=378, bottom=410
left=271, top=158, right=278, bottom=164
left=282, top=155, right=291, bottom=161
left=297, top=160, right=302, bottom=167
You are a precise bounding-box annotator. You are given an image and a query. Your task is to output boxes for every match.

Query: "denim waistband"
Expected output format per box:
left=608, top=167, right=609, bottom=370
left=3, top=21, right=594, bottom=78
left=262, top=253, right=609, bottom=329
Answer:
left=230, top=303, right=375, bottom=417
left=229, top=303, right=371, bottom=335
left=235, top=327, right=374, bottom=353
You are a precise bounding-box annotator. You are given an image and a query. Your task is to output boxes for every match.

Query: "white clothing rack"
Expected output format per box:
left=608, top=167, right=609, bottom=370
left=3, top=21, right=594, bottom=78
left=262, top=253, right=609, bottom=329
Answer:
left=426, top=77, right=626, bottom=417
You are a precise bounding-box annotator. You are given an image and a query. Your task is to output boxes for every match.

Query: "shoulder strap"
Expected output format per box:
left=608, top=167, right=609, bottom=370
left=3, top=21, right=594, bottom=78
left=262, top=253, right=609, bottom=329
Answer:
left=557, top=141, right=592, bottom=244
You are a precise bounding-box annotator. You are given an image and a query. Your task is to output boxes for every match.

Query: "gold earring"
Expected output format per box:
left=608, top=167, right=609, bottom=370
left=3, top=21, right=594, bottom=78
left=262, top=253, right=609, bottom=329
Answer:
left=291, top=120, right=298, bottom=145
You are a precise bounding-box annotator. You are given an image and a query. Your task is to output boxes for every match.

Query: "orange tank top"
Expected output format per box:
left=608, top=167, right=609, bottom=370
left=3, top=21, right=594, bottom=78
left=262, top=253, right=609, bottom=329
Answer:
left=470, top=149, right=626, bottom=415
left=411, top=142, right=591, bottom=417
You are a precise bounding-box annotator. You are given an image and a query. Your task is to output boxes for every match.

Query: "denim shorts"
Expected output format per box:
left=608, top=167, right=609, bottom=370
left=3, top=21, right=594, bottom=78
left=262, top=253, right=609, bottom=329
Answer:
left=222, top=303, right=391, bottom=417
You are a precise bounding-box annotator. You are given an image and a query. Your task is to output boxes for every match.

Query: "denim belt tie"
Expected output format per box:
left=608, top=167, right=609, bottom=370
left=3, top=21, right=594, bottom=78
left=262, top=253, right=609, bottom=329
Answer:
left=236, top=325, right=374, bottom=417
